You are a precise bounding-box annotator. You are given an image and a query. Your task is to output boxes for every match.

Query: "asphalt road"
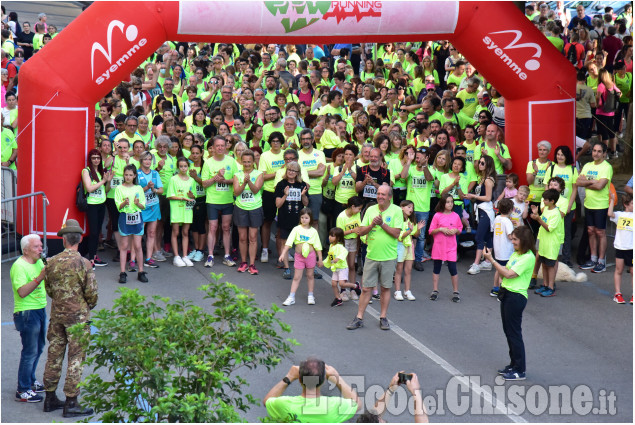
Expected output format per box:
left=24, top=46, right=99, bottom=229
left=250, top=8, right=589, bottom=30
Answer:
left=1, top=236, right=632, bottom=423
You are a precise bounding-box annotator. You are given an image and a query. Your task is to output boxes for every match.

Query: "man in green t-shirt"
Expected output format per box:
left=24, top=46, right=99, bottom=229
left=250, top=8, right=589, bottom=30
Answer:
left=347, top=185, right=403, bottom=331
left=202, top=136, right=237, bottom=269
left=264, top=357, right=359, bottom=423
left=577, top=141, right=613, bottom=273
left=10, top=234, right=47, bottom=403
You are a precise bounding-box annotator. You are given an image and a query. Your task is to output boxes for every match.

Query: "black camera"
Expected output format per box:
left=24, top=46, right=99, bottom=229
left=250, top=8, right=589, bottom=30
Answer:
left=398, top=372, right=413, bottom=385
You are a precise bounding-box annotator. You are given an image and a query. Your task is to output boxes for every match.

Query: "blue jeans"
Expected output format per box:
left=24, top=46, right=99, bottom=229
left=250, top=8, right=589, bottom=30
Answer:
left=476, top=209, right=493, bottom=250
left=13, top=308, right=46, bottom=392
left=414, top=211, right=429, bottom=262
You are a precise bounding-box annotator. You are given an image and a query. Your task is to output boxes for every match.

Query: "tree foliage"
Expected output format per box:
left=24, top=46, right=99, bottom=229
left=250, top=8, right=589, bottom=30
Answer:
left=70, top=273, right=297, bottom=423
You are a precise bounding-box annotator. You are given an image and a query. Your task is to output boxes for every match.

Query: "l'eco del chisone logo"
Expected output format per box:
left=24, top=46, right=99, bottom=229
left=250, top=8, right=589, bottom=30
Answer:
left=482, top=30, right=543, bottom=81
left=91, top=20, right=148, bottom=85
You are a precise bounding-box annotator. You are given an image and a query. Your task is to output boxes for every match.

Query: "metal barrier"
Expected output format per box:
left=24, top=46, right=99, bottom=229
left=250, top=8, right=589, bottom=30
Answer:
left=1, top=192, right=48, bottom=263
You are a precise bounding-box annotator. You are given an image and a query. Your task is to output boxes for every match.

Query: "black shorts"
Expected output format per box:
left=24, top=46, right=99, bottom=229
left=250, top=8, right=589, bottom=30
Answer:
left=615, top=249, right=633, bottom=268
left=191, top=198, right=207, bottom=233
left=576, top=117, right=593, bottom=140
left=262, top=190, right=276, bottom=222
left=538, top=255, right=557, bottom=267
left=278, top=226, right=292, bottom=240
left=596, top=114, right=617, bottom=141
left=585, top=208, right=608, bottom=230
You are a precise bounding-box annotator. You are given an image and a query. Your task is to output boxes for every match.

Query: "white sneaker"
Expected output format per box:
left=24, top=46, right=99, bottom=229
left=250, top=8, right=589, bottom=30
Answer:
left=341, top=291, right=350, bottom=302
left=282, top=296, right=295, bottom=306
left=261, top=249, right=269, bottom=263
left=183, top=256, right=194, bottom=267
left=288, top=253, right=295, bottom=262
left=479, top=261, right=492, bottom=271
left=307, top=295, right=316, bottom=305
left=405, top=290, right=416, bottom=301
left=467, top=263, right=480, bottom=274
left=350, top=290, right=359, bottom=300
left=394, top=290, right=404, bottom=301
left=173, top=256, right=186, bottom=267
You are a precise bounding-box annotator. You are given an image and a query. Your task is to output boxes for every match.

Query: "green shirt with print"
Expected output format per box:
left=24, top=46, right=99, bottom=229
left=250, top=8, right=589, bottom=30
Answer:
left=502, top=250, right=535, bottom=298
left=362, top=203, right=403, bottom=261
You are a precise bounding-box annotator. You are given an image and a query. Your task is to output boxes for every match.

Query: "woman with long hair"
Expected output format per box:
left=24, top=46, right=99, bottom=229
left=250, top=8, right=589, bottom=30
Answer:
left=595, top=67, right=621, bottom=157
left=82, top=149, right=113, bottom=267
left=466, top=154, right=497, bottom=275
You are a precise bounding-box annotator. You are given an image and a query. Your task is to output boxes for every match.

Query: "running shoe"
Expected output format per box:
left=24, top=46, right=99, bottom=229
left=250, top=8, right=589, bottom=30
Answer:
left=237, top=262, right=249, bottom=273
left=137, top=272, right=148, bottom=283
left=15, top=389, right=42, bottom=403
left=394, top=290, right=404, bottom=301
left=379, top=317, right=390, bottom=330
left=502, top=371, right=526, bottom=381
left=490, top=287, right=500, bottom=297
left=429, top=290, right=439, bottom=301
left=307, top=295, right=315, bottom=305
left=579, top=260, right=596, bottom=270
left=534, top=286, right=548, bottom=295
left=340, top=289, right=349, bottom=302
left=451, top=292, right=461, bottom=303
left=223, top=255, right=236, bottom=267
left=183, top=257, right=194, bottom=267
left=152, top=251, right=167, bottom=262
left=479, top=261, right=492, bottom=271
left=346, top=316, right=363, bottom=330
left=204, top=255, right=214, bottom=268
left=173, top=256, right=186, bottom=267
left=144, top=258, right=159, bottom=268
left=260, top=248, right=269, bottom=263
left=192, top=250, right=204, bottom=262
left=282, top=268, right=292, bottom=279
left=540, top=288, right=556, bottom=297
left=282, top=296, right=295, bottom=306
left=591, top=263, right=606, bottom=273
left=405, top=290, right=416, bottom=301
left=93, top=256, right=108, bottom=267
left=248, top=264, right=259, bottom=275
left=118, top=272, right=127, bottom=284
left=467, top=263, right=480, bottom=274
left=31, top=381, right=44, bottom=393
left=331, top=298, right=343, bottom=307
left=613, top=293, right=626, bottom=304
left=128, top=261, right=137, bottom=272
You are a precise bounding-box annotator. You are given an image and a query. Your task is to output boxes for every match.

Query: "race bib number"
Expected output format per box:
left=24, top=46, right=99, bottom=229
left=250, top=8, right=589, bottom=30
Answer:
left=126, top=212, right=141, bottom=225
left=340, top=178, right=354, bottom=188
left=412, top=176, right=427, bottom=189
left=145, top=191, right=158, bottom=206
left=241, top=191, right=255, bottom=203
left=287, top=188, right=301, bottom=202
left=89, top=187, right=104, bottom=199
left=345, top=222, right=359, bottom=232
left=363, top=184, right=377, bottom=199
left=449, top=186, right=458, bottom=199
left=111, top=177, right=122, bottom=189
left=617, top=217, right=633, bottom=231
left=324, top=188, right=335, bottom=199
left=535, top=176, right=544, bottom=187
left=185, top=199, right=196, bottom=210
left=196, top=183, right=205, bottom=197
left=217, top=182, right=230, bottom=191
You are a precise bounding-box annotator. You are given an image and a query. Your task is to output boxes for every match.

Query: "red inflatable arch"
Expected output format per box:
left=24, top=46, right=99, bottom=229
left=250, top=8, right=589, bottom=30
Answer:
left=17, top=0, right=575, bottom=237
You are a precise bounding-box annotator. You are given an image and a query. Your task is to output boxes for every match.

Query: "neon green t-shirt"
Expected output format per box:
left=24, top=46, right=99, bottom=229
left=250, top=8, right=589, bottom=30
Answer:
left=234, top=169, right=263, bottom=210
left=201, top=155, right=237, bottom=204
left=265, top=395, right=357, bottom=423
left=323, top=163, right=336, bottom=200
left=114, top=184, right=146, bottom=214
left=166, top=175, right=196, bottom=224
left=258, top=150, right=285, bottom=192
left=324, top=243, right=349, bottom=270
left=544, top=164, right=579, bottom=210
left=2, top=127, right=18, bottom=170
left=298, top=149, right=326, bottom=196
left=285, top=225, right=323, bottom=256
left=82, top=168, right=106, bottom=205
left=439, top=173, right=468, bottom=205
left=337, top=209, right=361, bottom=240
left=462, top=140, right=478, bottom=163
left=501, top=250, right=535, bottom=299
left=334, top=165, right=357, bottom=204
left=406, top=165, right=432, bottom=212
left=388, top=159, right=407, bottom=189
left=362, top=203, right=404, bottom=261
left=526, top=160, right=552, bottom=201
left=580, top=160, right=613, bottom=210
left=473, top=142, right=511, bottom=175
left=11, top=257, right=46, bottom=313
left=537, top=206, right=562, bottom=260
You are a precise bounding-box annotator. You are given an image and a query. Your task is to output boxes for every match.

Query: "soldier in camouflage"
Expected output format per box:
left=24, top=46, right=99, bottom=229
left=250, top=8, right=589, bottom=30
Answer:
left=42, top=219, right=97, bottom=417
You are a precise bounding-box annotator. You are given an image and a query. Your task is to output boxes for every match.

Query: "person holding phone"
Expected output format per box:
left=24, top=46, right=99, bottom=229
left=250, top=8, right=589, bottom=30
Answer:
left=483, top=226, right=536, bottom=381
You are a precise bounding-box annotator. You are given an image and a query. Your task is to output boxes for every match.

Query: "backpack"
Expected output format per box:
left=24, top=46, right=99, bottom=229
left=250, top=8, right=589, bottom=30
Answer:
left=601, top=88, right=619, bottom=113
left=76, top=180, right=88, bottom=212
left=566, top=43, right=579, bottom=66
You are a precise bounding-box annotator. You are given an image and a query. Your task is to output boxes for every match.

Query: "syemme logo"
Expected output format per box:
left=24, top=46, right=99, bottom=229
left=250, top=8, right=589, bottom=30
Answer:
left=482, top=30, right=542, bottom=81
left=91, top=20, right=147, bottom=85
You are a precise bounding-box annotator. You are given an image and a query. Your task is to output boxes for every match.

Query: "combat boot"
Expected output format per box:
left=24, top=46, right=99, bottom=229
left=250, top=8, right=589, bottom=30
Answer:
left=63, top=396, right=94, bottom=417
left=43, top=391, right=65, bottom=412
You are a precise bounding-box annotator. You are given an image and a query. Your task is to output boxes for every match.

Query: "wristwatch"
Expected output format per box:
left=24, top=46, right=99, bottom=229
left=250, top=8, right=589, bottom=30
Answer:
left=282, top=376, right=291, bottom=385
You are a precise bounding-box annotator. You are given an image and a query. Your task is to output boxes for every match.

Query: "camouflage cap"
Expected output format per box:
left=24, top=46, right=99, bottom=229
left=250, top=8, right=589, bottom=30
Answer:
left=57, top=219, right=84, bottom=236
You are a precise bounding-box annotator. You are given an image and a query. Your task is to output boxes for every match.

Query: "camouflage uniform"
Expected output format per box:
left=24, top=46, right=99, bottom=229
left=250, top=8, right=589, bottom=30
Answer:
left=43, top=249, right=98, bottom=397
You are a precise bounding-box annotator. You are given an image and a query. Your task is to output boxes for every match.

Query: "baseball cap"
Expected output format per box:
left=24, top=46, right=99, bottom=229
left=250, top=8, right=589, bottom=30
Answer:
left=426, top=83, right=435, bottom=90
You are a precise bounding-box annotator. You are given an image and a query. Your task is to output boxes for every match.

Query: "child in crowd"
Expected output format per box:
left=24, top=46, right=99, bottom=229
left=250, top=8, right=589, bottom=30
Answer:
left=114, top=164, right=147, bottom=284
left=530, top=189, right=563, bottom=297
left=166, top=157, right=197, bottom=267
left=336, top=196, right=364, bottom=297
left=394, top=200, right=425, bottom=301
left=497, top=173, right=519, bottom=204
left=429, top=194, right=463, bottom=302
left=325, top=227, right=359, bottom=307
left=491, top=199, right=514, bottom=297
left=279, top=208, right=323, bottom=306
left=609, top=192, right=633, bottom=304
left=510, top=185, right=530, bottom=228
